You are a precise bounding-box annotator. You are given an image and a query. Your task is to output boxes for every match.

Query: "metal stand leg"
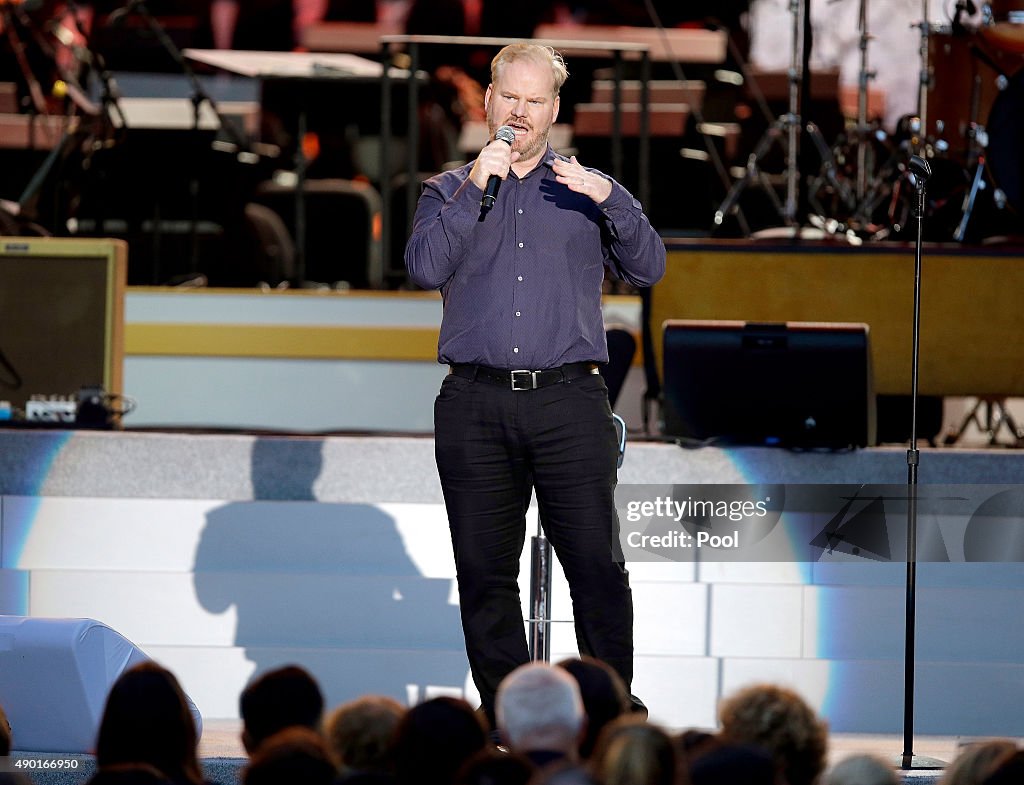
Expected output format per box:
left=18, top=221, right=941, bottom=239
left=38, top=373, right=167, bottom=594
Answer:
left=712, top=0, right=804, bottom=231
left=806, top=121, right=856, bottom=219
left=944, top=397, right=1024, bottom=447
left=527, top=520, right=552, bottom=663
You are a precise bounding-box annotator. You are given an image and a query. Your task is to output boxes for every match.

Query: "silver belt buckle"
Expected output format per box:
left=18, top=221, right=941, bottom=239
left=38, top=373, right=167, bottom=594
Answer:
left=510, top=369, right=538, bottom=391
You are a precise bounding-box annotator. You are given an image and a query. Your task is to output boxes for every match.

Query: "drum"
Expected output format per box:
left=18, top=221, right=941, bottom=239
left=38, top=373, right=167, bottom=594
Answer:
left=981, top=1, right=1024, bottom=52
left=926, top=26, right=1004, bottom=156
left=986, top=67, right=1024, bottom=213
left=986, top=0, right=1024, bottom=21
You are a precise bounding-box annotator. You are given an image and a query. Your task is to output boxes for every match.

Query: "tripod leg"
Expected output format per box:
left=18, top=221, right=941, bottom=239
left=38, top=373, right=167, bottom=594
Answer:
left=713, top=118, right=785, bottom=227
left=807, top=122, right=856, bottom=211
left=953, top=151, right=987, bottom=242
left=528, top=529, right=553, bottom=662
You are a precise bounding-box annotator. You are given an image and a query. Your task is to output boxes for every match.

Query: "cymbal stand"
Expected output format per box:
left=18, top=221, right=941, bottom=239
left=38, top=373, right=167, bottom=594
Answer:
left=805, top=120, right=856, bottom=218
left=855, top=0, right=876, bottom=201
left=914, top=0, right=931, bottom=153
left=944, top=397, right=1024, bottom=446
left=714, top=0, right=804, bottom=228
left=848, top=2, right=931, bottom=235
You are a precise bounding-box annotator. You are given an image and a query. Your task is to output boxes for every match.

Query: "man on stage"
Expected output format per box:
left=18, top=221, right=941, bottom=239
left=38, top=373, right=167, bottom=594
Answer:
left=405, top=42, right=665, bottom=722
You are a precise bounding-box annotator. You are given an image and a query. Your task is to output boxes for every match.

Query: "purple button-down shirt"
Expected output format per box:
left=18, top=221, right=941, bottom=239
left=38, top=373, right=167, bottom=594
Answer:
left=405, top=146, right=666, bottom=370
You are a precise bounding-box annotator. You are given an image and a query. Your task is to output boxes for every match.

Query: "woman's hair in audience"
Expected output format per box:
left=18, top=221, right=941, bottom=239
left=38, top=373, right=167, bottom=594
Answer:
left=980, top=750, right=1024, bottom=785
left=591, top=715, right=682, bottom=785
left=823, top=753, right=898, bottom=785
left=718, top=684, right=828, bottom=785
left=532, top=761, right=603, bottom=785
left=939, top=741, right=1018, bottom=785
left=556, top=656, right=631, bottom=759
left=95, top=662, right=203, bottom=785
left=324, top=695, right=405, bottom=775
left=688, top=745, right=774, bottom=785
left=392, top=697, right=487, bottom=785
left=242, top=726, right=336, bottom=785
left=687, top=742, right=775, bottom=785
left=86, top=763, right=174, bottom=784
left=454, top=747, right=535, bottom=785
left=0, top=703, right=11, bottom=755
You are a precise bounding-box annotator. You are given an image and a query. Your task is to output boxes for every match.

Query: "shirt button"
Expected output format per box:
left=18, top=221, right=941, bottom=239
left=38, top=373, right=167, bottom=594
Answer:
left=518, top=208, right=523, bottom=214
left=513, top=347, right=519, bottom=353
left=518, top=242, right=524, bottom=248
left=517, top=275, right=523, bottom=281
left=515, top=311, right=521, bottom=317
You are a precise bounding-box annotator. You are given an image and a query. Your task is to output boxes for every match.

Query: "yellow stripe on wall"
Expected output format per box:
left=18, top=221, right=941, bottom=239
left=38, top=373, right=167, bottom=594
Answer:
left=126, top=324, right=441, bottom=361
left=126, top=323, right=646, bottom=365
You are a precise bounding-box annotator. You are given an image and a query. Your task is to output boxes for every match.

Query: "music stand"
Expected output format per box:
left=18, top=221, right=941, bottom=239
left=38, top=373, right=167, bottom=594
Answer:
left=184, top=49, right=413, bottom=287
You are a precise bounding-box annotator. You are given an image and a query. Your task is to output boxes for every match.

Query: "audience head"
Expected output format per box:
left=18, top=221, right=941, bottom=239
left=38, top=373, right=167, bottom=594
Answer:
left=823, top=754, right=898, bottom=785
left=689, top=743, right=776, bottom=785
left=531, top=761, right=602, bottom=785
left=718, top=684, right=828, bottom=785
left=981, top=750, right=1024, bottom=785
left=393, top=696, right=487, bottom=785
left=1, top=703, right=10, bottom=755
left=95, top=661, right=203, bottom=785
left=324, top=695, right=405, bottom=776
left=242, top=726, right=336, bottom=785
left=496, top=663, right=585, bottom=757
left=940, top=741, right=1017, bottom=785
left=454, top=748, right=535, bottom=785
left=84, top=764, right=174, bottom=784
left=239, top=664, right=324, bottom=754
left=591, top=715, right=679, bottom=785
left=556, top=657, right=630, bottom=759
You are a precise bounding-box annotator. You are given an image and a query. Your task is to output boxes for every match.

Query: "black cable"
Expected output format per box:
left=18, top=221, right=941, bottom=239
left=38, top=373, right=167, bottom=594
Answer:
left=0, top=346, right=23, bottom=390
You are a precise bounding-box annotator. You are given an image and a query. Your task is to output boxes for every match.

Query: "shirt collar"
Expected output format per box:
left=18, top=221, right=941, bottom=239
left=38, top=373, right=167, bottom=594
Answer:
left=511, top=145, right=560, bottom=180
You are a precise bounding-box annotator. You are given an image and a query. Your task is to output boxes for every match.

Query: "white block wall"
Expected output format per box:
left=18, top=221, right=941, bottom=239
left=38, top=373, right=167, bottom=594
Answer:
left=2, top=433, right=1024, bottom=738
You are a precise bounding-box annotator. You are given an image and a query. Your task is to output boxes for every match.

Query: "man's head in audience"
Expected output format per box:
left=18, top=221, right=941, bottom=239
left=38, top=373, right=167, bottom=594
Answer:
left=239, top=664, right=325, bottom=754
left=324, top=695, right=405, bottom=777
left=243, top=726, right=336, bottom=785
left=496, top=663, right=585, bottom=762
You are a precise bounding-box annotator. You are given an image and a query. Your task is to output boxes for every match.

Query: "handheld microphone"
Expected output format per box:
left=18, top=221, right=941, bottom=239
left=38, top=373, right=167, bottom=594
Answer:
left=480, top=125, right=515, bottom=211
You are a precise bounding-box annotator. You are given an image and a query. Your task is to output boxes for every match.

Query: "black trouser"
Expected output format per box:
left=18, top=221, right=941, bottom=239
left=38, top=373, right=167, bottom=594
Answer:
left=434, top=367, right=634, bottom=715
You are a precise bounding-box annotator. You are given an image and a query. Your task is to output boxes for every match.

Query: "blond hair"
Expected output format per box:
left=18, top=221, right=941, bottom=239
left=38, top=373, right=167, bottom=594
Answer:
left=490, top=44, right=568, bottom=97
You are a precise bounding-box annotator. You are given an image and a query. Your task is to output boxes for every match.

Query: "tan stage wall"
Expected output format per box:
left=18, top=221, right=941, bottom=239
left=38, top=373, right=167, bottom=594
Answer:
left=653, top=241, right=1024, bottom=397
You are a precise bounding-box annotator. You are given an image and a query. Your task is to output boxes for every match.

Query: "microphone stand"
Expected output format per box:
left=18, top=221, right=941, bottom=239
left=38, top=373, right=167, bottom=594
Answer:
left=896, top=154, right=944, bottom=772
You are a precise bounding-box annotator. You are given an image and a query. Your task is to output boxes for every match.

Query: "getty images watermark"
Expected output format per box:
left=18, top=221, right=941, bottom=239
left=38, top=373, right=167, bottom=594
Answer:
left=615, top=485, right=1024, bottom=562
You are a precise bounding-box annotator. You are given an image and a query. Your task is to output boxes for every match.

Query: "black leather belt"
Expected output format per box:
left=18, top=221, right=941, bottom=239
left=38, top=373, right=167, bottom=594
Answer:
left=449, top=362, right=599, bottom=391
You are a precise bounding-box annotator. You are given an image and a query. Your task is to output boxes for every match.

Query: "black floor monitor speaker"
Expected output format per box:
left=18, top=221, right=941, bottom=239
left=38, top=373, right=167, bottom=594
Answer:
left=662, top=320, right=876, bottom=448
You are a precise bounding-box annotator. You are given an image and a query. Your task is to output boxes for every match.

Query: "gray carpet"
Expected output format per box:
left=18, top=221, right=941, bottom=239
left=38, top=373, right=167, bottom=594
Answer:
left=6, top=752, right=944, bottom=785
left=5, top=754, right=243, bottom=785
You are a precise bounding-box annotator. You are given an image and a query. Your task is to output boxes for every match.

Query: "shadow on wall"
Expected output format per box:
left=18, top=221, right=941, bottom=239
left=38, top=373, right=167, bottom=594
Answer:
left=192, top=437, right=468, bottom=706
